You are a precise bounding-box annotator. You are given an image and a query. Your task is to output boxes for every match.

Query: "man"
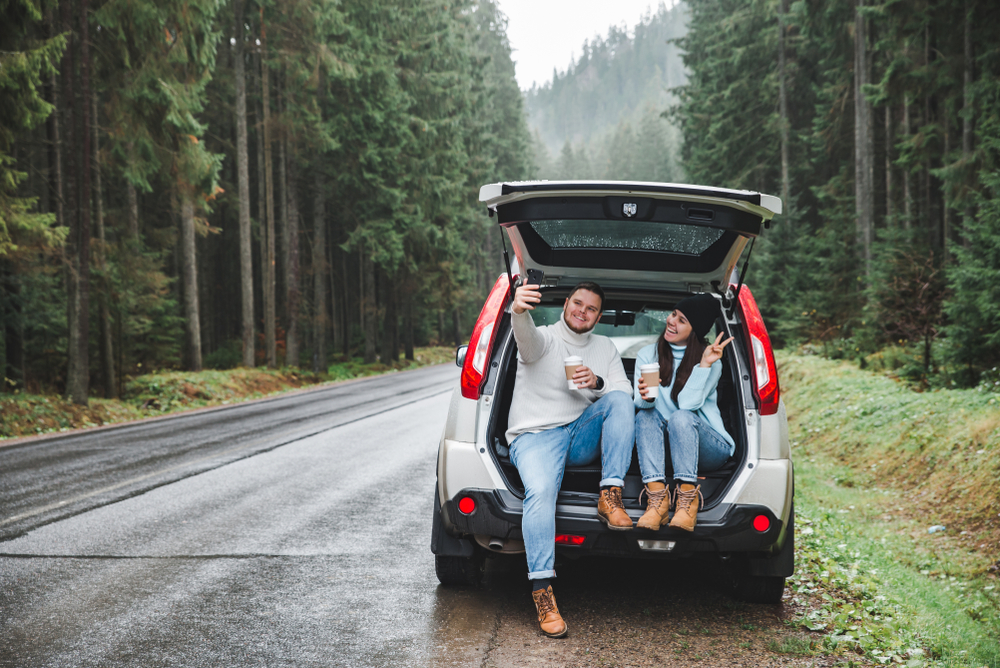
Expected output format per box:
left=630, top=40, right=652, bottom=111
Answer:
left=507, top=279, right=634, bottom=638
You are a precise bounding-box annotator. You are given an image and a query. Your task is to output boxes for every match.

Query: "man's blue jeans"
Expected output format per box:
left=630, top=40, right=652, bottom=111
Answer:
left=634, top=408, right=732, bottom=484
left=509, top=390, right=634, bottom=580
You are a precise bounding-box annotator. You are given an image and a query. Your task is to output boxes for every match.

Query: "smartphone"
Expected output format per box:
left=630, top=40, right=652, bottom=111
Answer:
left=525, top=268, right=544, bottom=287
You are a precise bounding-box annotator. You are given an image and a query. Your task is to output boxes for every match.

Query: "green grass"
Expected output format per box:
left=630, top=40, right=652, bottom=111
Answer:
left=0, top=347, right=456, bottom=440
left=781, top=351, right=1000, bottom=667
left=766, top=635, right=816, bottom=655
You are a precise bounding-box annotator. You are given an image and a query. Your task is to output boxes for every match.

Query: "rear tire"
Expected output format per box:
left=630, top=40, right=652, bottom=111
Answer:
left=733, top=574, right=786, bottom=603
left=435, top=550, right=485, bottom=586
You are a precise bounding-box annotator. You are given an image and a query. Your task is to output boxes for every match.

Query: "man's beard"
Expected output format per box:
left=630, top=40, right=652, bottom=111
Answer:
left=563, top=308, right=596, bottom=334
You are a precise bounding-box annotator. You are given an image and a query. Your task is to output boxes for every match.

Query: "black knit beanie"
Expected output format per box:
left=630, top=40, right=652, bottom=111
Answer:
left=673, top=294, right=717, bottom=339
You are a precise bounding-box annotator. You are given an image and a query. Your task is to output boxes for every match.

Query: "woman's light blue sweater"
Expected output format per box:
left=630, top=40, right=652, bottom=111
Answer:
left=633, top=341, right=734, bottom=449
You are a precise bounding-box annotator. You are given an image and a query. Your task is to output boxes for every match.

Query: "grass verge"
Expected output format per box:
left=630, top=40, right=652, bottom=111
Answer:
left=0, top=346, right=455, bottom=441
left=780, top=351, right=1000, bottom=667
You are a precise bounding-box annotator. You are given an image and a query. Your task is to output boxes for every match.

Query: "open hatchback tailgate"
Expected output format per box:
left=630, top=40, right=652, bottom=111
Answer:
left=481, top=180, right=781, bottom=293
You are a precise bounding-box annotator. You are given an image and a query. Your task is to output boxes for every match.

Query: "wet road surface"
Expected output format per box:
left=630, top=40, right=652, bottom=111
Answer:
left=1, top=365, right=504, bottom=667
left=1, top=365, right=826, bottom=667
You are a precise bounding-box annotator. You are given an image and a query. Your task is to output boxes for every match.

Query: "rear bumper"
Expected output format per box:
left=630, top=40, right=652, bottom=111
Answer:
left=436, top=487, right=789, bottom=561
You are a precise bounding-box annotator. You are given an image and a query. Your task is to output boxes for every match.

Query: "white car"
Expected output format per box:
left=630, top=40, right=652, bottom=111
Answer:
left=432, top=181, right=792, bottom=603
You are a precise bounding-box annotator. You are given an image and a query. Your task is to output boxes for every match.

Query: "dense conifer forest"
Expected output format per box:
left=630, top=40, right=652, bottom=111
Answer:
left=526, top=0, right=1000, bottom=390
left=673, top=0, right=1000, bottom=388
left=3, top=0, right=999, bottom=403
left=0, top=0, right=534, bottom=402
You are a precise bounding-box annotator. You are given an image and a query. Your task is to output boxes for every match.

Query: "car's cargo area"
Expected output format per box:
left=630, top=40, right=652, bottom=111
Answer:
left=485, top=297, right=748, bottom=512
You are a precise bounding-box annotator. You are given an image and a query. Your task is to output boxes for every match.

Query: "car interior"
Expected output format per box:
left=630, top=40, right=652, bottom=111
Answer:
left=485, top=294, right=747, bottom=512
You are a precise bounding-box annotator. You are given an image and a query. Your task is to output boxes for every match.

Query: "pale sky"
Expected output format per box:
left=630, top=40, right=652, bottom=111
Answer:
left=497, top=0, right=668, bottom=90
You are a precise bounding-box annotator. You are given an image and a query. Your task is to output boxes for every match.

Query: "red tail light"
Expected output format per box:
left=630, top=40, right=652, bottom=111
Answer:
left=753, top=514, right=771, bottom=532
left=460, top=274, right=511, bottom=400
left=737, top=286, right=780, bottom=416
left=555, top=534, right=586, bottom=546
left=458, top=497, right=476, bottom=515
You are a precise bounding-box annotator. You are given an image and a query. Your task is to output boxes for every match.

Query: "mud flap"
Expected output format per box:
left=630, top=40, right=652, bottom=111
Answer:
left=747, top=503, right=794, bottom=577
left=431, top=486, right=475, bottom=557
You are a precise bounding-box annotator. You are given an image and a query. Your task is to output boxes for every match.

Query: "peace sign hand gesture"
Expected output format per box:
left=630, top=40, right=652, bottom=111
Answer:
left=700, top=332, right=734, bottom=368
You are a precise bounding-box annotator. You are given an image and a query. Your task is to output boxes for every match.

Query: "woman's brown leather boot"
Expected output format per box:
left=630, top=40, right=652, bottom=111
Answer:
left=668, top=483, right=703, bottom=532
left=636, top=482, right=671, bottom=530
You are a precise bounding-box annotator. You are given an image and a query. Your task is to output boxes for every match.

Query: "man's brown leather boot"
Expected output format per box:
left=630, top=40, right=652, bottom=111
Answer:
left=532, top=586, right=568, bottom=638
left=668, top=483, right=703, bottom=532
left=636, top=482, right=671, bottom=530
left=597, top=487, right=633, bottom=530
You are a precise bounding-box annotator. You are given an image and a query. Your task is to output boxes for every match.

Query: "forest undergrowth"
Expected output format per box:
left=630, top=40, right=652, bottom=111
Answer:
left=0, top=346, right=454, bottom=441
left=781, top=352, right=1000, bottom=667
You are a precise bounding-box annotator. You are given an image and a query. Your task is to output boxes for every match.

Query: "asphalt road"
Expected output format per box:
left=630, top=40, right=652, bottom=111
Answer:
left=0, top=364, right=505, bottom=667
left=0, top=364, right=824, bottom=668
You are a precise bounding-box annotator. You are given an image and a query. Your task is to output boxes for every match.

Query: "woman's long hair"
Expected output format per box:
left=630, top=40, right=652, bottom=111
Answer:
left=657, top=328, right=706, bottom=406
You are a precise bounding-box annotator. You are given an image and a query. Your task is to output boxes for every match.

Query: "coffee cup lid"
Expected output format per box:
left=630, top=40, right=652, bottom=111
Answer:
left=564, top=356, right=583, bottom=364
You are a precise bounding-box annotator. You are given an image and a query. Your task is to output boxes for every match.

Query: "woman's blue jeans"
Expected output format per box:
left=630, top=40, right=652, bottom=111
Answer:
left=634, top=408, right=731, bottom=484
left=509, top=390, right=634, bottom=580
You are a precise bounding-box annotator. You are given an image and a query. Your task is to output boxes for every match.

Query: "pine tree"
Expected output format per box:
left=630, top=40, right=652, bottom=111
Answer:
left=945, top=79, right=1000, bottom=379
left=0, top=0, right=66, bottom=256
left=95, top=0, right=223, bottom=372
left=0, top=0, right=67, bottom=392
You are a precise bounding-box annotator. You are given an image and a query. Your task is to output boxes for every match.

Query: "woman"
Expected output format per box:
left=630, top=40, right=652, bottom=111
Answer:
left=633, top=294, right=735, bottom=532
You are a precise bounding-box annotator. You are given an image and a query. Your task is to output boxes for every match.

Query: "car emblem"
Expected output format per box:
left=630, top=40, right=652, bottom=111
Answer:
left=623, top=202, right=637, bottom=217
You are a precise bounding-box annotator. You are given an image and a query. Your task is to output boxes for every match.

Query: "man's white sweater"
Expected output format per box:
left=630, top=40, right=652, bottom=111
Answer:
left=505, top=310, right=632, bottom=444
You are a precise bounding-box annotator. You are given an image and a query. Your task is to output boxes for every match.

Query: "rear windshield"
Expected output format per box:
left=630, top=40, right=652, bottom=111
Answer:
left=529, top=220, right=725, bottom=255
left=530, top=307, right=671, bottom=359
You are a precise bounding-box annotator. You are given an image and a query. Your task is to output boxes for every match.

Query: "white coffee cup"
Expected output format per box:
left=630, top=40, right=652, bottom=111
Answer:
left=640, top=363, right=660, bottom=398
left=564, top=356, right=583, bottom=390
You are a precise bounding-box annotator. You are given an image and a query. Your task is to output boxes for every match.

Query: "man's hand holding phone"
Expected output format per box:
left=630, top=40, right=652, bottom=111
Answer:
left=513, top=282, right=541, bottom=314
left=512, top=269, right=543, bottom=315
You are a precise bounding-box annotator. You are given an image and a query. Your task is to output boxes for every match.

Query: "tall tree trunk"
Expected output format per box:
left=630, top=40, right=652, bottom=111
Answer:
left=126, top=176, right=139, bottom=243
left=285, top=147, right=301, bottom=367
left=902, top=93, right=913, bottom=229
left=962, top=0, right=975, bottom=241
left=92, top=92, right=115, bottom=398
left=403, top=293, right=414, bottom=361
left=942, top=128, right=951, bottom=259
left=119, top=167, right=134, bottom=393
left=180, top=189, right=202, bottom=371
left=43, top=3, right=65, bottom=388
left=46, top=5, right=64, bottom=235
left=330, top=240, right=346, bottom=358
left=923, top=25, right=933, bottom=244
left=854, top=0, right=874, bottom=279
left=452, top=308, right=461, bottom=347
left=2, top=264, right=25, bottom=391
left=402, top=268, right=414, bottom=361
left=73, top=0, right=93, bottom=404
left=312, top=169, right=327, bottom=371
left=61, top=0, right=84, bottom=403
left=777, top=0, right=791, bottom=209
left=62, top=0, right=93, bottom=405
left=380, top=270, right=396, bottom=364
left=363, top=250, right=376, bottom=363
left=885, top=104, right=894, bottom=225
left=278, top=98, right=288, bottom=321
left=255, top=50, right=266, bottom=363
left=78, top=0, right=94, bottom=385
left=261, top=18, right=277, bottom=368
left=234, top=0, right=255, bottom=368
